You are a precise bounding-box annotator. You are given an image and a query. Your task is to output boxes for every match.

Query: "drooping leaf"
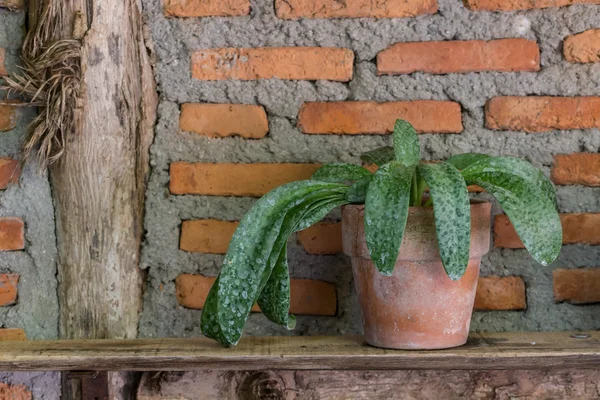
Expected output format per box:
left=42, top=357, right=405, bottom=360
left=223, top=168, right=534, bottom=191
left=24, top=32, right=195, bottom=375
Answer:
left=469, top=156, right=556, bottom=206
left=258, top=193, right=349, bottom=329
left=257, top=243, right=296, bottom=330
left=392, top=120, right=420, bottom=167
left=252, top=188, right=348, bottom=330
left=418, top=162, right=471, bottom=280
left=360, top=146, right=395, bottom=166
left=312, top=163, right=372, bottom=183
left=294, top=193, right=350, bottom=232
left=346, top=176, right=373, bottom=203
left=200, top=181, right=349, bottom=347
left=462, top=157, right=562, bottom=266
left=446, top=153, right=491, bottom=170
left=365, top=161, right=415, bottom=275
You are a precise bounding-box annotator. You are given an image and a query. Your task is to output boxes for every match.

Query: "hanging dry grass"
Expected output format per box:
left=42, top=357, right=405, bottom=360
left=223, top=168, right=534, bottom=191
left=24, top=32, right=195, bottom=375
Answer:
left=0, top=0, right=81, bottom=169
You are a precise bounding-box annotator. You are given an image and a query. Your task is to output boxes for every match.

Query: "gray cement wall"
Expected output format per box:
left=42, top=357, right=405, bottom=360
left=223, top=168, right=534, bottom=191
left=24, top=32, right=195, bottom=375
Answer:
left=139, top=0, right=600, bottom=339
left=0, top=7, right=60, bottom=400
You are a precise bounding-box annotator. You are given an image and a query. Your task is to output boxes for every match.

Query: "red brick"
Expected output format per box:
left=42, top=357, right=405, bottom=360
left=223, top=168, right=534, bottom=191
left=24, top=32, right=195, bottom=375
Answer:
left=170, top=163, right=320, bottom=197
left=180, top=104, right=268, bottom=139
left=0, top=218, right=24, bottom=251
left=0, top=383, right=31, bottom=400
left=0, top=328, right=26, bottom=341
left=464, top=0, right=600, bottom=11
left=176, top=274, right=337, bottom=316
left=0, top=158, right=19, bottom=189
left=192, top=47, right=354, bottom=81
left=486, top=96, right=600, bottom=132
left=0, top=274, right=18, bottom=306
left=0, top=48, right=6, bottom=76
left=0, top=0, right=25, bottom=9
left=553, top=268, right=600, bottom=304
left=378, top=39, right=539, bottom=75
left=180, top=219, right=238, bottom=254
left=298, top=101, right=463, bottom=135
left=275, top=0, right=437, bottom=19
left=0, top=104, right=17, bottom=132
left=164, top=0, right=251, bottom=17
left=298, top=222, right=343, bottom=255
left=564, top=29, right=600, bottom=63
left=494, top=213, right=600, bottom=248
left=474, top=276, right=526, bottom=311
left=551, top=153, right=600, bottom=186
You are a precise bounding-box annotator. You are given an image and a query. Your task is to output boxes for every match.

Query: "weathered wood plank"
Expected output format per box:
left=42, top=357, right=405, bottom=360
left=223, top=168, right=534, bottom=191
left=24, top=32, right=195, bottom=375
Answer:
left=137, top=369, right=600, bottom=400
left=0, top=332, right=598, bottom=371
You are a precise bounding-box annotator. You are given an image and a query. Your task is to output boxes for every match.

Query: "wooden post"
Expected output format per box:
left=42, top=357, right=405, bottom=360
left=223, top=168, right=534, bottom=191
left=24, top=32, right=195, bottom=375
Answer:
left=25, top=0, right=157, bottom=397
left=48, top=0, right=156, bottom=342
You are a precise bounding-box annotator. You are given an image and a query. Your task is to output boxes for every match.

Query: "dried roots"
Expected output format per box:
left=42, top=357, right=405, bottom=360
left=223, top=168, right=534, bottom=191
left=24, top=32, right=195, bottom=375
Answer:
left=1, top=0, right=82, bottom=169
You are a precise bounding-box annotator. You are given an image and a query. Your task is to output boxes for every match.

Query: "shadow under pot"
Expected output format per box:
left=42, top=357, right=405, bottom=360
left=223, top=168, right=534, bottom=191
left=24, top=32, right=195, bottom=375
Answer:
left=341, top=202, right=492, bottom=350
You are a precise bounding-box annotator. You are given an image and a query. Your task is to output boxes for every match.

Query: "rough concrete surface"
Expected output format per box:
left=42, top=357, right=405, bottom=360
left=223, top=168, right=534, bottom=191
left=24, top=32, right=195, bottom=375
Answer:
left=139, top=0, right=600, bottom=339
left=0, top=372, right=61, bottom=400
left=1, top=7, right=60, bottom=400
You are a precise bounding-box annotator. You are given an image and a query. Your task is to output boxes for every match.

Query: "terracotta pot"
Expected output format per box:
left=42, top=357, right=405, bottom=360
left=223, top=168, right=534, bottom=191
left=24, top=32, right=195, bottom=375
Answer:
left=342, top=202, right=491, bottom=350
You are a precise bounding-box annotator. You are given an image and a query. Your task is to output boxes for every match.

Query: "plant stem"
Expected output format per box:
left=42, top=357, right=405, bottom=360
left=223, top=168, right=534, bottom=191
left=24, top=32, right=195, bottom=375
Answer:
left=416, top=177, right=426, bottom=206
left=410, top=173, right=418, bottom=206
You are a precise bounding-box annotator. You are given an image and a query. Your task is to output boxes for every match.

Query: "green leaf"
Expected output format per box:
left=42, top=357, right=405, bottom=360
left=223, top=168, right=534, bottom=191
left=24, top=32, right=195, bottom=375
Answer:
left=364, top=161, right=414, bottom=275
left=393, top=120, right=420, bottom=167
left=200, top=181, right=349, bottom=347
left=360, top=146, right=394, bottom=166
left=446, top=153, right=490, bottom=170
left=346, top=176, right=373, bottom=203
left=472, top=156, right=557, bottom=206
left=462, top=157, right=562, bottom=266
left=257, top=191, right=349, bottom=329
left=258, top=193, right=350, bottom=330
left=312, top=163, right=372, bottom=183
left=294, top=194, right=350, bottom=232
left=257, top=243, right=296, bottom=330
left=418, top=162, right=471, bottom=280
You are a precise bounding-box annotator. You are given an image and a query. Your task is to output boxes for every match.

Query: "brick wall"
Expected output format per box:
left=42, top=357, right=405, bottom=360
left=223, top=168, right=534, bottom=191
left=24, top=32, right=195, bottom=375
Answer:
left=1, top=1, right=58, bottom=338
left=0, top=2, right=61, bottom=397
left=139, top=0, right=600, bottom=337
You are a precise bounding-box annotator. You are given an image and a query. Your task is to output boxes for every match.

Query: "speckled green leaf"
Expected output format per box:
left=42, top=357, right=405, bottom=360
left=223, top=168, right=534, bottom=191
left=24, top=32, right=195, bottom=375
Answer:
left=346, top=176, right=373, bottom=203
left=294, top=194, right=350, bottom=232
left=446, top=153, right=490, bottom=170
left=462, top=157, right=562, bottom=266
left=393, top=120, right=420, bottom=167
left=255, top=191, right=349, bottom=329
left=258, top=193, right=349, bottom=330
left=200, top=181, right=349, bottom=347
left=257, top=243, right=296, bottom=330
left=418, top=162, right=471, bottom=280
left=365, top=161, right=415, bottom=275
left=312, top=163, right=372, bottom=183
left=360, top=146, right=395, bottom=166
left=471, top=156, right=557, bottom=206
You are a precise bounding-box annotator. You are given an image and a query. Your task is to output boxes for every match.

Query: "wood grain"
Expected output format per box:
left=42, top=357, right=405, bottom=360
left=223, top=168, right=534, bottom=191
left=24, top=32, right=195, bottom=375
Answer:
left=137, top=369, right=600, bottom=399
left=0, top=332, right=598, bottom=371
left=44, top=0, right=156, bottom=341
left=28, top=0, right=157, bottom=398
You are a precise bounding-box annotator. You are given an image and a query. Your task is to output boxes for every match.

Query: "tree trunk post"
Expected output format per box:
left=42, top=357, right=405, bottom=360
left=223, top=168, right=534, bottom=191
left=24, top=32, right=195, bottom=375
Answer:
left=25, top=0, right=157, bottom=397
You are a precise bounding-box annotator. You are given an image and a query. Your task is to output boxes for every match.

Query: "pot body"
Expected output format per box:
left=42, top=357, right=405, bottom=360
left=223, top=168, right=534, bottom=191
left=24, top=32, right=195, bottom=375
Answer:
left=342, top=202, right=491, bottom=350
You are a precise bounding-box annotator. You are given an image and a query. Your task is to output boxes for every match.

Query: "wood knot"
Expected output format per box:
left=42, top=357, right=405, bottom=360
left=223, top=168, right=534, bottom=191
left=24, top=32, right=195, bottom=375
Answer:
left=238, top=371, right=286, bottom=400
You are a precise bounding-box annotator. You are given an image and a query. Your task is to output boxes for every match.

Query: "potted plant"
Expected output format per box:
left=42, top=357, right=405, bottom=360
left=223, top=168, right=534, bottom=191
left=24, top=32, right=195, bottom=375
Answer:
left=200, top=120, right=562, bottom=349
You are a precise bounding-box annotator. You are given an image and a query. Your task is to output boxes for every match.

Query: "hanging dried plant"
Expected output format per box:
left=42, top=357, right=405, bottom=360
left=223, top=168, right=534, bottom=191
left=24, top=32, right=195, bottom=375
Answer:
left=0, top=0, right=82, bottom=169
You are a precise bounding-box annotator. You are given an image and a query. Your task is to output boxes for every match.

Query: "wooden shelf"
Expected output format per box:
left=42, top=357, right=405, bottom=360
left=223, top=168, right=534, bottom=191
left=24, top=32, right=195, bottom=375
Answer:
left=0, top=331, right=598, bottom=371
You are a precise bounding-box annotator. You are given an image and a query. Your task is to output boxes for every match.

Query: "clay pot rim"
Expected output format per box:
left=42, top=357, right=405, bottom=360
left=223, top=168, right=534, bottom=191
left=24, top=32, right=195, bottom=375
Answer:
left=342, top=200, right=491, bottom=212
